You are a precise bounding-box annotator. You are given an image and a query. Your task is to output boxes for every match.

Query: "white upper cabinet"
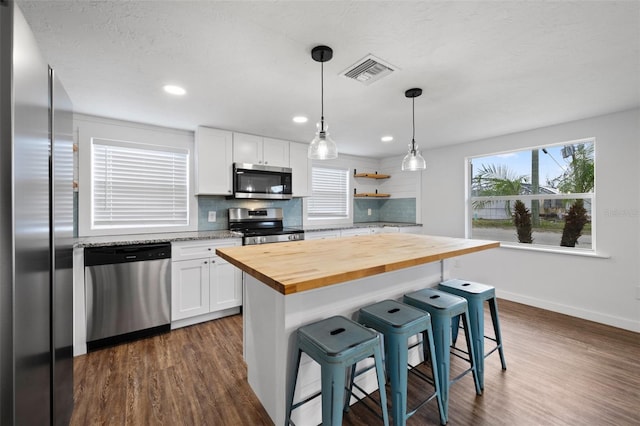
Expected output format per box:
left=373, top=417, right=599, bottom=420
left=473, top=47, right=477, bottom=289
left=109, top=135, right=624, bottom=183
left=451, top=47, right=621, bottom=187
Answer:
left=290, top=142, right=311, bottom=197
left=233, top=133, right=262, bottom=165
left=195, top=126, right=233, bottom=195
left=233, top=132, right=289, bottom=167
left=263, top=137, right=290, bottom=167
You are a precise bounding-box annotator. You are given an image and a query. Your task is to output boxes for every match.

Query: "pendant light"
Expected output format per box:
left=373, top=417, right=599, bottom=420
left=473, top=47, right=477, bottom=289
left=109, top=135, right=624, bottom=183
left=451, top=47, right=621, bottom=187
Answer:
left=308, top=45, right=338, bottom=160
left=401, top=88, right=426, bottom=171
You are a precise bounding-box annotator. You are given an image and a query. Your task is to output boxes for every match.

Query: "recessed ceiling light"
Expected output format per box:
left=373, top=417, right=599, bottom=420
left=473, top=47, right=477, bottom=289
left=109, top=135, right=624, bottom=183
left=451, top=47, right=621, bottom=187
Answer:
left=381, top=136, right=394, bottom=142
left=293, top=116, right=308, bottom=124
left=163, top=85, right=186, bottom=95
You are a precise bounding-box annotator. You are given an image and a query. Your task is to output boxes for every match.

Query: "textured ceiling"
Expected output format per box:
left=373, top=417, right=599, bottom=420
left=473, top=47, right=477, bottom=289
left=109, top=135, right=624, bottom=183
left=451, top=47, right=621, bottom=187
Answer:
left=17, top=0, right=640, bottom=158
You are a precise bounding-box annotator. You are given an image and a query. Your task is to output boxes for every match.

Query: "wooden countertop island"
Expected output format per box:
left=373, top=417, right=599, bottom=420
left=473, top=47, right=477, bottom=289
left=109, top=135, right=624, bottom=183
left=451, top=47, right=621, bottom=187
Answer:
left=216, top=233, right=499, bottom=295
left=216, top=234, right=499, bottom=426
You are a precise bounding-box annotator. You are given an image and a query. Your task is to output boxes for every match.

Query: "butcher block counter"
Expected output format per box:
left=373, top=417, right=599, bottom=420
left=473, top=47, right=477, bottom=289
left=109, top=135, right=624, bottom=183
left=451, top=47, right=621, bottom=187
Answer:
left=216, top=233, right=499, bottom=295
left=217, top=234, right=499, bottom=426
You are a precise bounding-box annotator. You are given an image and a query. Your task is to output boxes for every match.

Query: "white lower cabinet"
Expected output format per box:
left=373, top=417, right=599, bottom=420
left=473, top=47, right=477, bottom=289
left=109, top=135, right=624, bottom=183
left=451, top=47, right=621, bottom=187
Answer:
left=171, top=239, right=242, bottom=326
left=210, top=256, right=242, bottom=311
left=172, top=257, right=210, bottom=319
left=305, top=230, right=341, bottom=240
left=340, top=227, right=381, bottom=237
left=399, top=226, right=423, bottom=234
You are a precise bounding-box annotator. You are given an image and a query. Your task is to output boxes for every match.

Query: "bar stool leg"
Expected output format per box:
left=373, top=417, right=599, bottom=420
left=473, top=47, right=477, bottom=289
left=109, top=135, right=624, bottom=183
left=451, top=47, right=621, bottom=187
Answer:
left=424, top=326, right=446, bottom=425
left=430, top=314, right=452, bottom=423
left=488, top=298, right=507, bottom=370
left=343, top=364, right=357, bottom=413
left=373, top=342, right=391, bottom=426
left=450, top=315, right=461, bottom=345
left=285, top=348, right=303, bottom=426
left=466, top=300, right=485, bottom=390
left=386, top=333, right=408, bottom=426
left=321, top=363, right=347, bottom=425
left=343, top=347, right=390, bottom=425
left=461, top=312, right=482, bottom=395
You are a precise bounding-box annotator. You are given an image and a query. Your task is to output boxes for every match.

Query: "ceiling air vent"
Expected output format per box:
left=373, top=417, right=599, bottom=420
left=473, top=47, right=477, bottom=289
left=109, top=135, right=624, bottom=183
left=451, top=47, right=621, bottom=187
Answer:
left=340, top=54, right=396, bottom=85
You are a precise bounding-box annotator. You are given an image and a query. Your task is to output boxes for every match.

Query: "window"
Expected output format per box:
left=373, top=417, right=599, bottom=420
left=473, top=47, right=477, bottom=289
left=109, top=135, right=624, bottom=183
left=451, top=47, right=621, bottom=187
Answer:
left=92, top=138, right=189, bottom=229
left=468, top=138, right=595, bottom=250
left=308, top=167, right=349, bottom=219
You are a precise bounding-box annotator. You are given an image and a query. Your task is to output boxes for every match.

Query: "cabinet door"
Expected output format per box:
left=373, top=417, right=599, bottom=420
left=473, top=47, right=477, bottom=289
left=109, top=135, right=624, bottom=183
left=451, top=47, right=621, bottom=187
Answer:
left=210, top=257, right=242, bottom=311
left=399, top=226, right=423, bottom=234
left=305, top=230, right=341, bottom=240
left=263, top=137, right=290, bottom=167
left=233, top=132, right=263, bottom=165
left=171, top=258, right=210, bottom=320
left=195, top=127, right=233, bottom=195
left=340, top=228, right=380, bottom=237
left=290, top=142, right=310, bottom=197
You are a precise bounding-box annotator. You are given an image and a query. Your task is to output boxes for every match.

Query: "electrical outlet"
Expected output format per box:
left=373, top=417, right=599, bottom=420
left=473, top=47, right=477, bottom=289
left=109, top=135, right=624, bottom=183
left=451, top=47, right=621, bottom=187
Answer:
left=367, top=208, right=372, bottom=216
left=208, top=211, right=217, bottom=222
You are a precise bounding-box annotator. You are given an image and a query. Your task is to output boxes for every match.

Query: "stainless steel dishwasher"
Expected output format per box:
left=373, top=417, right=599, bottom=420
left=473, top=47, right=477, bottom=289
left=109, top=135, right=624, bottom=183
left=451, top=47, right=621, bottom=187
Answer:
left=84, top=243, right=171, bottom=350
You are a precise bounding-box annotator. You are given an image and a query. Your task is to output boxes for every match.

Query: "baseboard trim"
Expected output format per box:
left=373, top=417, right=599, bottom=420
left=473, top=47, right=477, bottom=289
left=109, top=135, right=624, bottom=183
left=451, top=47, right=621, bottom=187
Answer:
left=171, top=306, right=241, bottom=330
left=496, top=290, right=640, bottom=333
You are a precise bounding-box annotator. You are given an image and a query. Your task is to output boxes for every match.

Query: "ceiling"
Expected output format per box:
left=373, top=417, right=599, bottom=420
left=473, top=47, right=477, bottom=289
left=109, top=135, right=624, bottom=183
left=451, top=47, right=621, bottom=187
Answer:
left=17, top=0, right=640, bottom=158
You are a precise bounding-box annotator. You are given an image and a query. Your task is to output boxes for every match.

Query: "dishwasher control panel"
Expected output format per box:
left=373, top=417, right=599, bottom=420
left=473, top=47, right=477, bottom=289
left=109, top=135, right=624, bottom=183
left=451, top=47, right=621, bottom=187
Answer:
left=84, top=243, right=171, bottom=266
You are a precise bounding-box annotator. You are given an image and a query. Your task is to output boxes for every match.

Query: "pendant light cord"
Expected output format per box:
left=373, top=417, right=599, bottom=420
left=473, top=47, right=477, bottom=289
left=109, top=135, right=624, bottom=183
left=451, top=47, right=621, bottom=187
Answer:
left=411, top=97, right=416, bottom=153
left=320, top=59, right=325, bottom=132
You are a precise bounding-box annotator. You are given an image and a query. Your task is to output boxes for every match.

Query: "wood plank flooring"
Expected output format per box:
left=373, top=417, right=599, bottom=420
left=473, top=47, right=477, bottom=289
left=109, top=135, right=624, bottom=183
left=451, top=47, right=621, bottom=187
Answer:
left=70, top=300, right=640, bottom=425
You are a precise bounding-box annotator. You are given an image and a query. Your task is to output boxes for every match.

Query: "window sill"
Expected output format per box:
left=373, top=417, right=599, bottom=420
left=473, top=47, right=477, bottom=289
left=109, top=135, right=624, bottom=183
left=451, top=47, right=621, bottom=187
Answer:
left=498, top=242, right=610, bottom=258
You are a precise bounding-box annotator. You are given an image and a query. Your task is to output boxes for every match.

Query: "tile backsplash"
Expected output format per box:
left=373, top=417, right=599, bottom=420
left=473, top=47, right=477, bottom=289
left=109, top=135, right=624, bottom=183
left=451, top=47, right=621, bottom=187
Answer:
left=198, top=197, right=415, bottom=230
left=353, top=198, right=416, bottom=223
left=197, top=196, right=302, bottom=230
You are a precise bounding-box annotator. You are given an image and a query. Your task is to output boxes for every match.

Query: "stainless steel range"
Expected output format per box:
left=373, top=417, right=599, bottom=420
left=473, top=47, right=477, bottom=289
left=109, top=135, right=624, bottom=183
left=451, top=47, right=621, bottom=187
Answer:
left=229, top=208, right=305, bottom=245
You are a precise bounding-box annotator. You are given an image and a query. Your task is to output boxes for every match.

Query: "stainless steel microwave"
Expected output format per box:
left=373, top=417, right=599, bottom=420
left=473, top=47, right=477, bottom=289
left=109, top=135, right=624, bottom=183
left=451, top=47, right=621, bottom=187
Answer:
left=233, top=163, right=293, bottom=200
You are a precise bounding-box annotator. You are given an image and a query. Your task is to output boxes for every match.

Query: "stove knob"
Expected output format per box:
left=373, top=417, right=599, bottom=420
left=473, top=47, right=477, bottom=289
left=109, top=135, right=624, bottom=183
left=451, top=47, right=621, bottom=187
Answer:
left=288, top=234, right=295, bottom=241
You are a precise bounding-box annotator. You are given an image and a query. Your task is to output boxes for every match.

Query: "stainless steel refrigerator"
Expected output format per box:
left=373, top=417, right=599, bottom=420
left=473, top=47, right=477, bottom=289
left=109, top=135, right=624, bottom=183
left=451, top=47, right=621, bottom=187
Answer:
left=0, top=1, right=74, bottom=424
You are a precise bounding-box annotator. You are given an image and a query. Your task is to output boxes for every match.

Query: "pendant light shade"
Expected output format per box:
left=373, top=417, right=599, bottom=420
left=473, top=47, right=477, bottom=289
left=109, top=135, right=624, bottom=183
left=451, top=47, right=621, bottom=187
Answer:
left=308, top=45, right=338, bottom=160
left=401, top=88, right=426, bottom=171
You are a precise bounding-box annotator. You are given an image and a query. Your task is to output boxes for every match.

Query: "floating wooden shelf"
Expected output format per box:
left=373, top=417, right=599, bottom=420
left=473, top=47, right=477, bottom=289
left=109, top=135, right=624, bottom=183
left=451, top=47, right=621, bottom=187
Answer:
left=354, top=193, right=390, bottom=198
left=354, top=172, right=391, bottom=179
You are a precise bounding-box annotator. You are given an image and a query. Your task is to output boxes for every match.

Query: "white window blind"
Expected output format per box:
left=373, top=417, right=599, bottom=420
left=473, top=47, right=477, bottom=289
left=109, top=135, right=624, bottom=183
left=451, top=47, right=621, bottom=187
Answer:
left=308, top=167, right=349, bottom=218
left=92, top=138, right=189, bottom=228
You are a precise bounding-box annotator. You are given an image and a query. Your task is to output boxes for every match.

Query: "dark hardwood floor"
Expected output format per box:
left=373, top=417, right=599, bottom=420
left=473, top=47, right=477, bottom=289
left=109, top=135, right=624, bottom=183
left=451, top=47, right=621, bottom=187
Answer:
left=70, top=299, right=640, bottom=425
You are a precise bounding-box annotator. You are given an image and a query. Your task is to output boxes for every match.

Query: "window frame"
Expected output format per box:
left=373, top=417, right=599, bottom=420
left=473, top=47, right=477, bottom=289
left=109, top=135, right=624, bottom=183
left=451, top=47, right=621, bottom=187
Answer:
left=77, top=115, right=197, bottom=237
left=304, top=166, right=352, bottom=226
left=91, top=137, right=189, bottom=229
left=465, top=137, right=596, bottom=254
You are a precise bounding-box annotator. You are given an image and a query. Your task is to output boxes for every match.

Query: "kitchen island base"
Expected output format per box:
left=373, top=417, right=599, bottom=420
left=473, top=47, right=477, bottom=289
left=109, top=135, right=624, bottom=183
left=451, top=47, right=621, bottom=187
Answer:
left=243, top=262, right=443, bottom=426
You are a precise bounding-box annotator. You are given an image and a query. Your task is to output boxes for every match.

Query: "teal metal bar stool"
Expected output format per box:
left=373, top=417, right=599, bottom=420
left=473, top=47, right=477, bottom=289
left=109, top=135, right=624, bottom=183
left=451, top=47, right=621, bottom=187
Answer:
left=353, top=300, right=446, bottom=426
left=403, top=288, right=482, bottom=422
left=285, top=315, right=390, bottom=426
left=438, top=278, right=507, bottom=390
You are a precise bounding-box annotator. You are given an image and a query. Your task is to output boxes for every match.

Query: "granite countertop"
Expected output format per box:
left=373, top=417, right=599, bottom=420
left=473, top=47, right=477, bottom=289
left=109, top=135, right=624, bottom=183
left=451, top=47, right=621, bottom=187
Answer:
left=74, top=222, right=422, bottom=248
left=304, top=222, right=422, bottom=232
left=74, top=230, right=242, bottom=248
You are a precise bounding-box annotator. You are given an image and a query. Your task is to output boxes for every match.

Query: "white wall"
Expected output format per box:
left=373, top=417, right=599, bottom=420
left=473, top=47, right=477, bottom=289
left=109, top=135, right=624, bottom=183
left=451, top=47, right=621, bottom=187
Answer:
left=422, top=109, right=640, bottom=332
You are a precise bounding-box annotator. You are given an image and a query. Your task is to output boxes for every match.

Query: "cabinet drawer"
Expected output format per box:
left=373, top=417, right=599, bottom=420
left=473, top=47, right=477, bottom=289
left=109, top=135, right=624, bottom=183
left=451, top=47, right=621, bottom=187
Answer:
left=172, top=239, right=241, bottom=262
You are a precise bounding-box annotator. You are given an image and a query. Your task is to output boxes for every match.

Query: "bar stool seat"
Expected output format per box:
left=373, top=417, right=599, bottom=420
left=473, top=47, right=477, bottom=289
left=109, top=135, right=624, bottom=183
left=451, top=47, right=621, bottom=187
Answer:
left=403, top=288, right=482, bottom=422
left=354, top=300, right=446, bottom=426
left=285, top=315, right=390, bottom=426
left=438, top=279, right=507, bottom=390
